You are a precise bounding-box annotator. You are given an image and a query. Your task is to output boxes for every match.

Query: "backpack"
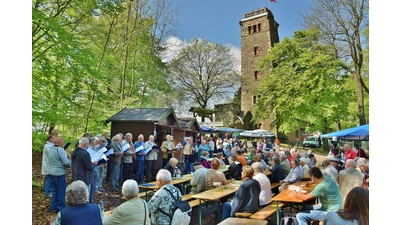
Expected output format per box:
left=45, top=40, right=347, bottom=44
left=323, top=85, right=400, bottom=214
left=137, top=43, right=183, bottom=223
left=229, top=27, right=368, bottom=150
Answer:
left=280, top=216, right=299, bottom=225
left=159, top=187, right=191, bottom=225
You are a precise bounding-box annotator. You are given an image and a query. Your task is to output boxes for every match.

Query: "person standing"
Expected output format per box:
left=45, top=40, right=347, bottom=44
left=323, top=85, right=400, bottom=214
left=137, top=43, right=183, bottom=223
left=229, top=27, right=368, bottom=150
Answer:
left=108, top=134, right=124, bottom=191
left=161, top=135, right=175, bottom=168
left=42, top=134, right=56, bottom=197
left=87, top=137, right=100, bottom=203
left=121, top=133, right=134, bottom=182
left=145, top=135, right=159, bottom=182
left=71, top=137, right=98, bottom=196
left=183, top=136, right=197, bottom=175
left=134, top=134, right=146, bottom=184
left=48, top=137, right=71, bottom=213
left=96, top=136, right=107, bottom=192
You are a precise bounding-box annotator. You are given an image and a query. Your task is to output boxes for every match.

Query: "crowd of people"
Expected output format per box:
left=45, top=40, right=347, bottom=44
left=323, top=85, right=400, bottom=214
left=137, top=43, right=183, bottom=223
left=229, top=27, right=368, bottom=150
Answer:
left=41, top=129, right=369, bottom=224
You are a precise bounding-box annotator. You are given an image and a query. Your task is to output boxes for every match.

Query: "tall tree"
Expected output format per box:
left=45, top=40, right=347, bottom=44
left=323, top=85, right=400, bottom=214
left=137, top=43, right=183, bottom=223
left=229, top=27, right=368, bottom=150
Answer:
left=254, top=29, right=349, bottom=135
left=300, top=0, right=369, bottom=125
left=169, top=38, right=240, bottom=122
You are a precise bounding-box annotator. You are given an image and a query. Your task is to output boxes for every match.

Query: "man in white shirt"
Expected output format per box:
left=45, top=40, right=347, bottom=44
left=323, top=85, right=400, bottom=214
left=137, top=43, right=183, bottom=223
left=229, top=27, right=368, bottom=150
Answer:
left=251, top=162, right=273, bottom=206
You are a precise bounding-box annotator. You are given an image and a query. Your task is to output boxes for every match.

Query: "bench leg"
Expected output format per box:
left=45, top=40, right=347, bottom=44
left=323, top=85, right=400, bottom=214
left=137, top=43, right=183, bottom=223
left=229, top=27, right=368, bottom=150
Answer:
left=276, top=201, right=280, bottom=225
left=217, top=201, right=221, bottom=222
left=199, top=199, right=202, bottom=225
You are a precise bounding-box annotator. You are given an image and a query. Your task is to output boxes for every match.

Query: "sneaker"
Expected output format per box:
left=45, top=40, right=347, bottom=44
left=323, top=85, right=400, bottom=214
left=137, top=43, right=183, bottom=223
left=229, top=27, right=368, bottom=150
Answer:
left=46, top=194, right=52, bottom=198
left=98, top=188, right=106, bottom=192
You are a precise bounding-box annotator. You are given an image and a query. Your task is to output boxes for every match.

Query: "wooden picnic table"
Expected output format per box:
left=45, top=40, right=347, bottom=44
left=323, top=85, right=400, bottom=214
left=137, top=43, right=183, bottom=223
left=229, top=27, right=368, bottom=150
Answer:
left=217, top=217, right=268, bottom=225
left=192, top=179, right=242, bottom=224
left=271, top=181, right=317, bottom=224
left=138, top=174, right=192, bottom=201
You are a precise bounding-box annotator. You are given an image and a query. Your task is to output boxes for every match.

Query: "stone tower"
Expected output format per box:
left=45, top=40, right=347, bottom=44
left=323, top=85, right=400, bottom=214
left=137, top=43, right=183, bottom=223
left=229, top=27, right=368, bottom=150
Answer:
left=239, top=7, right=279, bottom=134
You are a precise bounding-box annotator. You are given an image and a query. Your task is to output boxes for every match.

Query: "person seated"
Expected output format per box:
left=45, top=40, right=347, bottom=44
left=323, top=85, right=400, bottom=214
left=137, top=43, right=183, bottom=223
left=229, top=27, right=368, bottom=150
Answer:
left=103, top=179, right=150, bottom=225
left=280, top=154, right=291, bottom=177
left=278, top=159, right=303, bottom=192
left=299, top=157, right=311, bottom=177
left=354, top=144, right=368, bottom=159
left=163, top=157, right=184, bottom=195
left=321, top=158, right=339, bottom=185
left=269, top=157, right=285, bottom=184
left=251, top=162, right=273, bottom=206
left=235, top=150, right=248, bottom=166
left=293, top=167, right=343, bottom=225
left=205, top=158, right=228, bottom=190
left=53, top=180, right=102, bottom=225
left=330, top=158, right=344, bottom=173
left=199, top=151, right=212, bottom=168
left=216, top=152, right=226, bottom=166
left=227, top=155, right=242, bottom=180
left=323, top=186, right=368, bottom=225
left=306, top=153, right=317, bottom=168
left=221, top=166, right=261, bottom=221
left=188, top=162, right=208, bottom=194
left=251, top=155, right=268, bottom=170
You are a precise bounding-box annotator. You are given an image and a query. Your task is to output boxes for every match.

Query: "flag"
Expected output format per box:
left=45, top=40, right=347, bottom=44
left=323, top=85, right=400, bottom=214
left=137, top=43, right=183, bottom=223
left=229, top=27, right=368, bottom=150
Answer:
left=270, top=0, right=276, bottom=2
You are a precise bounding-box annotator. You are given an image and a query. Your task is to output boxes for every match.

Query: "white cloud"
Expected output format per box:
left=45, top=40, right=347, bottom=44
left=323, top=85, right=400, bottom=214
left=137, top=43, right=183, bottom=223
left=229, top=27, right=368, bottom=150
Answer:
left=161, top=36, right=242, bottom=72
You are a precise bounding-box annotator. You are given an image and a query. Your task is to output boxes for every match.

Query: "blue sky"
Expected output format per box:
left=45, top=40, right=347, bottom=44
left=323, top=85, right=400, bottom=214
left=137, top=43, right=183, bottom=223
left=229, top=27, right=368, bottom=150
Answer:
left=171, top=0, right=313, bottom=48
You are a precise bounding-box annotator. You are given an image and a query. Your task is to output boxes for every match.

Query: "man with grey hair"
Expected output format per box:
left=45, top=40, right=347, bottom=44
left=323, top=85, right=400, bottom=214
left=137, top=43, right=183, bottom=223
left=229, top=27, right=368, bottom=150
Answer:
left=145, top=135, right=159, bottom=182
left=121, top=133, right=134, bottom=182
left=53, top=180, right=102, bottom=225
left=148, top=169, right=181, bottom=225
left=87, top=136, right=100, bottom=203
left=338, top=159, right=363, bottom=203
left=48, top=137, right=70, bottom=213
left=71, top=137, right=98, bottom=196
left=251, top=162, right=273, bottom=206
left=280, top=154, right=291, bottom=177
left=321, top=158, right=338, bottom=185
left=161, top=135, right=176, bottom=168
left=42, top=134, right=56, bottom=197
left=189, top=162, right=208, bottom=193
left=103, top=180, right=150, bottom=225
left=108, top=134, right=124, bottom=191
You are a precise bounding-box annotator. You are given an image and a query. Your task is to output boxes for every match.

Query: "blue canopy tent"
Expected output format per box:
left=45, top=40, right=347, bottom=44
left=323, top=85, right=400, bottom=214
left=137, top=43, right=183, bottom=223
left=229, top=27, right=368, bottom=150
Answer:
left=320, top=124, right=369, bottom=141
left=215, top=127, right=244, bottom=133
left=200, top=125, right=214, bottom=133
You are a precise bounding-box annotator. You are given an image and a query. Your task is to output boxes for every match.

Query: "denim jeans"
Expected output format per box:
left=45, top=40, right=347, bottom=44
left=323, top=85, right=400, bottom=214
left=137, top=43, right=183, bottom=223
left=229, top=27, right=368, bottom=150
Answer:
left=97, top=166, right=104, bottom=189
left=183, top=161, right=194, bottom=175
left=49, top=174, right=66, bottom=212
left=44, top=175, right=53, bottom=196
left=136, top=160, right=145, bottom=183
left=110, top=163, right=120, bottom=188
left=221, top=201, right=233, bottom=221
left=296, top=206, right=327, bottom=225
left=89, top=169, right=99, bottom=203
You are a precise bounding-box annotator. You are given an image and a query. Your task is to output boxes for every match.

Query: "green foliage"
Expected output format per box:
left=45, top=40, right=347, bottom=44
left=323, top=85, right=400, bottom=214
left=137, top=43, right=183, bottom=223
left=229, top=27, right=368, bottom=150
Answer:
left=32, top=0, right=179, bottom=139
left=254, top=29, right=351, bottom=134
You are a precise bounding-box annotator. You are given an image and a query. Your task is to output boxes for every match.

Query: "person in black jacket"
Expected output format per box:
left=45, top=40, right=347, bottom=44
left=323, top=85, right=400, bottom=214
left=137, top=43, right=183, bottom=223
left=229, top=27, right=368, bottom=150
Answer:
left=163, top=157, right=184, bottom=195
left=221, top=165, right=261, bottom=221
left=226, top=155, right=242, bottom=180
left=71, top=138, right=97, bottom=194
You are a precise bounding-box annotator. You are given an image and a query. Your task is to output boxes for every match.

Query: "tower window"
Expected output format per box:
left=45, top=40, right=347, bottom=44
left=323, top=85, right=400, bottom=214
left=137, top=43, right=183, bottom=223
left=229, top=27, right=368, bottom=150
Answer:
left=258, top=23, right=261, bottom=31
left=254, top=71, right=259, bottom=80
left=248, top=26, right=251, bottom=34
left=254, top=46, right=259, bottom=55
left=253, top=25, right=257, bottom=33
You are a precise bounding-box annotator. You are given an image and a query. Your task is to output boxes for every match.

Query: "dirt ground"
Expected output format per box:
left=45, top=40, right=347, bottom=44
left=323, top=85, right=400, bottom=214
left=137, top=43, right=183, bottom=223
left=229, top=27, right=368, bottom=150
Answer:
left=32, top=150, right=329, bottom=225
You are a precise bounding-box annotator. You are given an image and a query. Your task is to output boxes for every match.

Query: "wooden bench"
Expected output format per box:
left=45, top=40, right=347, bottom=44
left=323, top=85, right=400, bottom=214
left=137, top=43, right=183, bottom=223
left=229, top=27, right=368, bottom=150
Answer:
left=235, top=202, right=284, bottom=220
left=182, top=193, right=194, bottom=201
left=188, top=199, right=201, bottom=208
left=270, top=183, right=280, bottom=189
left=249, top=202, right=284, bottom=220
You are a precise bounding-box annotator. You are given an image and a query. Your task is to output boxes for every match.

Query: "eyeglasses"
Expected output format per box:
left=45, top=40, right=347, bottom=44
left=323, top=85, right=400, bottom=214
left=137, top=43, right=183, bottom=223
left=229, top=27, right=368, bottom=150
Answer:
left=100, top=140, right=105, bottom=142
